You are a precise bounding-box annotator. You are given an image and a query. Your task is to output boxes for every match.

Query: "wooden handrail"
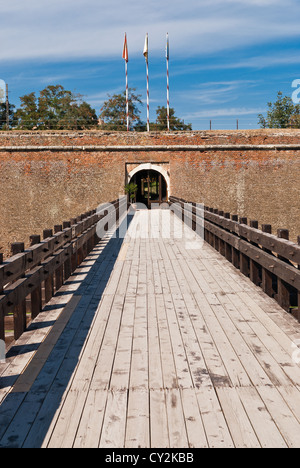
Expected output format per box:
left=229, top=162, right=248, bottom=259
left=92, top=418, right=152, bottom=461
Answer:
left=0, top=197, right=127, bottom=343
left=169, top=196, right=300, bottom=319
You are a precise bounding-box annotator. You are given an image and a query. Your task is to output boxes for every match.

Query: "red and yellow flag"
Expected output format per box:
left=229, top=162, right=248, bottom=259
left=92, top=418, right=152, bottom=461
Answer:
left=123, top=33, right=128, bottom=62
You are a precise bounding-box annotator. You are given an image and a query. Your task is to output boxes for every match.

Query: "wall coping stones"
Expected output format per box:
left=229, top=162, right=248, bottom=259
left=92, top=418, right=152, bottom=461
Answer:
left=1, top=144, right=300, bottom=152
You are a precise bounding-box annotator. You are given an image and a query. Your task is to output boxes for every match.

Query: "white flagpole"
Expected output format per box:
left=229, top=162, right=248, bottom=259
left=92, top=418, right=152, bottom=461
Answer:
left=146, top=59, right=150, bottom=132
left=125, top=60, right=129, bottom=132
left=123, top=33, right=129, bottom=132
left=143, top=33, right=150, bottom=132
left=166, top=33, right=170, bottom=131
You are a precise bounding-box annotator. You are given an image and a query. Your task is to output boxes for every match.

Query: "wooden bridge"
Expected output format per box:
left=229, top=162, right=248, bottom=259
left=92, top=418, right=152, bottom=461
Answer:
left=1, top=197, right=300, bottom=448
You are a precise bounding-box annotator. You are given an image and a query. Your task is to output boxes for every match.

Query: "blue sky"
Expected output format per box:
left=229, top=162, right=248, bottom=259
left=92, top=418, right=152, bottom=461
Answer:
left=1, top=0, right=300, bottom=130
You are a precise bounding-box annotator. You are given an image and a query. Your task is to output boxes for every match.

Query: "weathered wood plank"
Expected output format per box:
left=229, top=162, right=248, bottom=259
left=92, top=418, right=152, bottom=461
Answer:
left=195, top=386, right=234, bottom=448
left=99, top=390, right=128, bottom=448
left=216, top=387, right=261, bottom=448
left=125, top=389, right=150, bottom=448
left=236, top=387, right=287, bottom=448
left=149, top=389, right=169, bottom=448
left=2, top=209, right=300, bottom=449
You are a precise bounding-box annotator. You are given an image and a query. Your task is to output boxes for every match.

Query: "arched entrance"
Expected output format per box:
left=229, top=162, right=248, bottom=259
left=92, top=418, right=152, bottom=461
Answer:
left=128, top=164, right=169, bottom=208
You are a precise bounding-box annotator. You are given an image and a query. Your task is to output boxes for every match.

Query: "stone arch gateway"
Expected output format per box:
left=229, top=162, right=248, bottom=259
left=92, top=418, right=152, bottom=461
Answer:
left=127, top=163, right=170, bottom=208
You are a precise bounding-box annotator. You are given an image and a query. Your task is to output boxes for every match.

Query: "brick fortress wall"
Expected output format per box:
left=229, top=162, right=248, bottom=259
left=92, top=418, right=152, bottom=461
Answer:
left=0, top=129, right=299, bottom=258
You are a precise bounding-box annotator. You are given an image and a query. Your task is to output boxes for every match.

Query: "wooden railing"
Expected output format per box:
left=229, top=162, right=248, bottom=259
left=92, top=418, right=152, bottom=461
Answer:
left=0, top=197, right=127, bottom=344
left=169, top=196, right=300, bottom=320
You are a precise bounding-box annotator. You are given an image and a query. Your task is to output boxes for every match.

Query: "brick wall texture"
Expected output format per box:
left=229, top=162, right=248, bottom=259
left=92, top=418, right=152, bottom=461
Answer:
left=0, top=129, right=299, bottom=258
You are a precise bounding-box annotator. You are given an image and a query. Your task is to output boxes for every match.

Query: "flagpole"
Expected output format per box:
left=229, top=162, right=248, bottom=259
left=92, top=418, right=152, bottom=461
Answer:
left=123, top=33, right=129, bottom=132
left=146, top=59, right=150, bottom=132
left=125, top=59, right=129, bottom=132
left=143, top=33, right=150, bottom=132
left=166, top=33, right=170, bottom=131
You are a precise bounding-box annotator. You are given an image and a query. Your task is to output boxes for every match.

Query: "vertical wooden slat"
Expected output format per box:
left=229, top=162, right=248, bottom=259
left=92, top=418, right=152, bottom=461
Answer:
left=297, top=236, right=300, bottom=322
left=70, top=218, right=78, bottom=273
left=0, top=253, right=4, bottom=342
left=63, top=221, right=72, bottom=281
left=214, top=209, right=220, bottom=250
left=224, top=213, right=232, bottom=262
left=85, top=215, right=93, bottom=254
left=204, top=207, right=208, bottom=243
left=54, top=225, right=64, bottom=291
left=191, top=203, right=196, bottom=232
left=249, top=220, right=261, bottom=286
left=207, top=208, right=214, bottom=246
left=277, top=229, right=291, bottom=311
left=239, top=218, right=249, bottom=277
left=261, top=224, right=274, bottom=298
left=216, top=210, right=223, bottom=252
left=159, top=174, right=162, bottom=205
left=43, top=229, right=54, bottom=304
left=11, top=242, right=27, bottom=340
left=30, top=235, right=42, bottom=320
left=231, top=215, right=240, bottom=269
left=76, top=216, right=84, bottom=266
left=82, top=213, right=89, bottom=260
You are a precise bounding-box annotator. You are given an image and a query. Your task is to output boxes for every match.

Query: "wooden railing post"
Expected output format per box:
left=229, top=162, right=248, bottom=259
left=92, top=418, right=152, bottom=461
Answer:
left=298, top=236, right=300, bottom=321
left=192, top=203, right=196, bottom=232
left=0, top=253, right=4, bottom=342
left=11, top=242, right=27, bottom=340
left=261, top=224, right=274, bottom=298
left=249, top=220, right=261, bottom=286
left=54, top=225, right=64, bottom=291
left=208, top=208, right=214, bottom=247
left=76, top=216, right=84, bottom=266
left=239, top=217, right=249, bottom=277
left=63, top=221, right=72, bottom=282
left=43, top=229, right=54, bottom=304
left=70, top=218, right=77, bottom=273
left=81, top=214, right=88, bottom=261
left=231, top=215, right=240, bottom=269
left=86, top=213, right=93, bottom=254
left=30, top=235, right=43, bottom=319
left=217, top=210, right=224, bottom=254
left=224, top=213, right=232, bottom=262
left=204, top=207, right=209, bottom=243
left=277, top=229, right=291, bottom=311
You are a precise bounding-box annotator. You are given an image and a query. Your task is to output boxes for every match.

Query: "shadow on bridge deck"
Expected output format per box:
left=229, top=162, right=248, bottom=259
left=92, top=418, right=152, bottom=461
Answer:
left=0, top=213, right=134, bottom=448
left=1, top=209, right=300, bottom=448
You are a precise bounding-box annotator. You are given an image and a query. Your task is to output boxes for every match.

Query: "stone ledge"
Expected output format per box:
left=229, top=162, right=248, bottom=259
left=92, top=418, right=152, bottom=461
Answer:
left=1, top=144, right=300, bottom=152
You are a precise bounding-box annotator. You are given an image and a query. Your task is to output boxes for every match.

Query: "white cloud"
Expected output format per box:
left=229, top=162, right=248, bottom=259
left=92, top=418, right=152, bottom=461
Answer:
left=183, top=106, right=266, bottom=119
left=1, top=0, right=300, bottom=61
left=175, top=80, right=260, bottom=108
left=219, top=53, right=300, bottom=70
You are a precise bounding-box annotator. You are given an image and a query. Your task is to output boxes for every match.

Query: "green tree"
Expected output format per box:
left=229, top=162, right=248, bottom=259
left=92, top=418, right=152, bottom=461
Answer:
left=99, top=88, right=145, bottom=131
left=125, top=182, right=138, bottom=202
left=151, top=106, right=192, bottom=131
left=15, top=85, right=98, bottom=130
left=258, top=91, right=300, bottom=128
left=15, top=92, right=39, bottom=129
left=0, top=102, right=16, bottom=130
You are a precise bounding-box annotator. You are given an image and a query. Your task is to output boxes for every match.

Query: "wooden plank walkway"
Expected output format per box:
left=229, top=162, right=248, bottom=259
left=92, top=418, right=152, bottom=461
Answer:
left=1, top=209, right=300, bottom=448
